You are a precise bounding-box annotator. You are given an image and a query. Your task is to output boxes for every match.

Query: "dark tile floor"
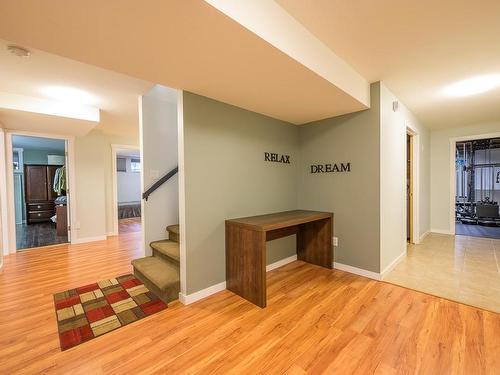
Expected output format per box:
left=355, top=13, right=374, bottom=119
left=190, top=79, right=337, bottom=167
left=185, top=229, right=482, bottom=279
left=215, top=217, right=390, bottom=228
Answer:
left=16, top=222, right=68, bottom=250
left=455, top=222, right=500, bottom=239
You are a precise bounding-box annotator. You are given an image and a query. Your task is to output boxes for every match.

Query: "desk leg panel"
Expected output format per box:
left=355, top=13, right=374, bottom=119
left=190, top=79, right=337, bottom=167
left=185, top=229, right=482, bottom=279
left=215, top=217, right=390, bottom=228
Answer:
left=225, top=223, right=266, bottom=307
left=297, top=218, right=333, bottom=269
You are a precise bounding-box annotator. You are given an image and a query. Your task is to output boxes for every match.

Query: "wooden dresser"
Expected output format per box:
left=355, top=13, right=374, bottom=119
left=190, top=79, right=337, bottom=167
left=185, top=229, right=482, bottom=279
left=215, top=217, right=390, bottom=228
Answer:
left=24, top=164, right=61, bottom=224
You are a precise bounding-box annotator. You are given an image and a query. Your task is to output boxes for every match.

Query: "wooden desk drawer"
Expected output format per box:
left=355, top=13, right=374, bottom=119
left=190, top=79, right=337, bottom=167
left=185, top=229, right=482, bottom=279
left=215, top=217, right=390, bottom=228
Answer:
left=28, top=202, right=54, bottom=211
left=28, top=210, right=54, bottom=221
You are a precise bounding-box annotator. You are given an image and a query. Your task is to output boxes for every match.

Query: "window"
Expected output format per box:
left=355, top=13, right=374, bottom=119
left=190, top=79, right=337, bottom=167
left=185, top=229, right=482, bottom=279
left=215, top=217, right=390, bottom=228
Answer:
left=130, top=158, right=141, bottom=173
left=116, top=157, right=127, bottom=172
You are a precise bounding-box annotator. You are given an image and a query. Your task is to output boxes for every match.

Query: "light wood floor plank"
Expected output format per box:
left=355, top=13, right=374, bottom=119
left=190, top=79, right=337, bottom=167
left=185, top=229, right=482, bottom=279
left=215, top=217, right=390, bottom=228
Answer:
left=0, top=231, right=499, bottom=374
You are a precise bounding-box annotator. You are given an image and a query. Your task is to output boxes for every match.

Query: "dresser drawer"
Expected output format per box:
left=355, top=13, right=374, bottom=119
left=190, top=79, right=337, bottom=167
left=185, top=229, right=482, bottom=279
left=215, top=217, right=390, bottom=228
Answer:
left=28, top=202, right=54, bottom=211
left=28, top=210, right=54, bottom=221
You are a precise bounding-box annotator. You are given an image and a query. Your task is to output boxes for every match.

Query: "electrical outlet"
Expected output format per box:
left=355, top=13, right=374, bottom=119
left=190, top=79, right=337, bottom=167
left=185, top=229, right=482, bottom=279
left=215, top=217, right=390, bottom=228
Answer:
left=333, top=237, right=338, bottom=247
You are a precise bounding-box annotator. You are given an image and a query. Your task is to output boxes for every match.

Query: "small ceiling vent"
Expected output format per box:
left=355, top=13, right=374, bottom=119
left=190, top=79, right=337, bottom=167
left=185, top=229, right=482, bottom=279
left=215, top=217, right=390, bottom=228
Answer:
left=7, top=44, right=31, bottom=58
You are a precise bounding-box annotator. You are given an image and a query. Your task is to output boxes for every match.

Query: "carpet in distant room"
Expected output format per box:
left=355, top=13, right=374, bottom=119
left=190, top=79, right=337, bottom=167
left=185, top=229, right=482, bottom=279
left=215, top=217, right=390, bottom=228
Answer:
left=53, top=274, right=167, bottom=350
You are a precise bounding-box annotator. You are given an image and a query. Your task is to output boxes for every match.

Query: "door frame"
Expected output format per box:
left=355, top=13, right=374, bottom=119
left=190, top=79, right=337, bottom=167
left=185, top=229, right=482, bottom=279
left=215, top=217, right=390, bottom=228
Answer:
left=406, top=125, right=420, bottom=244
left=3, top=130, right=76, bottom=254
left=110, top=144, right=140, bottom=236
left=449, top=131, right=500, bottom=235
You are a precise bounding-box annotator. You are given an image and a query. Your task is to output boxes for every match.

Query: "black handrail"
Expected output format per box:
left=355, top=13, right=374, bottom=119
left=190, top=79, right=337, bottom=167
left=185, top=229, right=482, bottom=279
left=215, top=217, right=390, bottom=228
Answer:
left=142, top=166, right=178, bottom=201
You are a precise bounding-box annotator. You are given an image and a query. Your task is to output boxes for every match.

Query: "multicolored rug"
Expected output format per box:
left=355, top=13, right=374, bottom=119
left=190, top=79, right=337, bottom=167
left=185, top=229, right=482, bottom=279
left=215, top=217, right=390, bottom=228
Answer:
left=53, top=274, right=167, bottom=350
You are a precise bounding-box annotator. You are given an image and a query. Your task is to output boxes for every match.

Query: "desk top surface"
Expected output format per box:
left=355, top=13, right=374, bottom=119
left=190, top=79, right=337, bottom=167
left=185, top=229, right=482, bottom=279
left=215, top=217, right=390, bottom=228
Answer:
left=226, top=210, right=333, bottom=231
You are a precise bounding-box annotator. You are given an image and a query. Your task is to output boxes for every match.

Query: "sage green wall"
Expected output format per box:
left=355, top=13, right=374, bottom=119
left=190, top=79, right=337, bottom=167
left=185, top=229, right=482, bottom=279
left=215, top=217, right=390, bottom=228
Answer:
left=298, top=83, right=381, bottom=273
left=183, top=92, right=299, bottom=294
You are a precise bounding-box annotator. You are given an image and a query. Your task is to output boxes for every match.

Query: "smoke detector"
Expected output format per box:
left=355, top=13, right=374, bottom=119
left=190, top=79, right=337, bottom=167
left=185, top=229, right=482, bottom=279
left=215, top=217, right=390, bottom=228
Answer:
left=7, top=44, right=31, bottom=58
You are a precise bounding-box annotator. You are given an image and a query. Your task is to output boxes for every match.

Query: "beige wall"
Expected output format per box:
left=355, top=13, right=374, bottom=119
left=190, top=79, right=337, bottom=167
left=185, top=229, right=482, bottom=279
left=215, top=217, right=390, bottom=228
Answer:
left=379, top=83, right=430, bottom=271
left=430, top=122, right=500, bottom=232
left=74, top=129, right=138, bottom=240
left=183, top=92, right=299, bottom=294
left=140, top=91, right=179, bottom=254
left=0, top=129, right=6, bottom=263
left=298, top=83, right=381, bottom=272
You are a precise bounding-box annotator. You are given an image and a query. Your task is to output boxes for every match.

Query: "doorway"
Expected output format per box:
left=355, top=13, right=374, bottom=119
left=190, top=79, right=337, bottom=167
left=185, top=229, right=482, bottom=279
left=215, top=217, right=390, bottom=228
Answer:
left=407, top=133, right=413, bottom=243
left=454, top=137, right=500, bottom=239
left=11, top=135, right=70, bottom=250
left=111, top=145, right=141, bottom=235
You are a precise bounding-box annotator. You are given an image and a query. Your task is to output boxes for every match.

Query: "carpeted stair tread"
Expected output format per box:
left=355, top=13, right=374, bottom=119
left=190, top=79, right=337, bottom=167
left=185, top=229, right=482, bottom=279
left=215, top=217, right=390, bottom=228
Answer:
left=166, top=224, right=179, bottom=242
left=150, top=240, right=180, bottom=263
left=131, top=257, right=179, bottom=292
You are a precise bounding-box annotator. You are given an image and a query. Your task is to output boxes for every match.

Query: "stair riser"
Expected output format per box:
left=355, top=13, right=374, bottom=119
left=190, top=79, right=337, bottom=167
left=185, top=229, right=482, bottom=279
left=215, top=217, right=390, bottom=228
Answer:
left=168, top=230, right=179, bottom=243
left=133, top=268, right=180, bottom=304
left=153, top=248, right=180, bottom=266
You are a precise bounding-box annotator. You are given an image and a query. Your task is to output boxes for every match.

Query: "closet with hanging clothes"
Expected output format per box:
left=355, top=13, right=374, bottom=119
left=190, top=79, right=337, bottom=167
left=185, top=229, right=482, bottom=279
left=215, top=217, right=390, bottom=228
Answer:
left=24, top=164, right=65, bottom=224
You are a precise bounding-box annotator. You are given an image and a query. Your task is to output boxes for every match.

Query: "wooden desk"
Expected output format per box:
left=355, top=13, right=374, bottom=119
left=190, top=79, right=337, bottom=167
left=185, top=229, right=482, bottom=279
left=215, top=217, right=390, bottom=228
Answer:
left=225, top=210, right=333, bottom=307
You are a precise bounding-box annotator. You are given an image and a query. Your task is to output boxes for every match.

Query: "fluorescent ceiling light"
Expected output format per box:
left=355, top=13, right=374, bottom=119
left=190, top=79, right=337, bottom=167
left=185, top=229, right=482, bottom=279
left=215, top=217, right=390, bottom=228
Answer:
left=0, top=92, right=100, bottom=122
left=40, top=86, right=98, bottom=105
left=442, top=74, right=500, bottom=97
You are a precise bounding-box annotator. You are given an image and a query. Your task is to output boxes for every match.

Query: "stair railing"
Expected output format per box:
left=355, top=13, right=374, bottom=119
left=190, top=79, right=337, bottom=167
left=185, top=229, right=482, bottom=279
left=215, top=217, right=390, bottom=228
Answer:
left=142, top=166, right=178, bottom=201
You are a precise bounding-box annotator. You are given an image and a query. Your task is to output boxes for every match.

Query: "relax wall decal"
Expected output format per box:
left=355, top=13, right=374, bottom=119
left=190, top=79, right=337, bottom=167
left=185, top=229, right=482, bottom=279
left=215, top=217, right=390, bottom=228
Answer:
left=264, top=152, right=290, bottom=164
left=310, top=163, right=351, bottom=173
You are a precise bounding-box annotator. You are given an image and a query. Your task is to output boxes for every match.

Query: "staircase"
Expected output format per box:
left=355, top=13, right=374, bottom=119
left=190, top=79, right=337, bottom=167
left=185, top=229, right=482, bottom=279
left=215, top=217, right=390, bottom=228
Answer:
left=132, top=224, right=180, bottom=304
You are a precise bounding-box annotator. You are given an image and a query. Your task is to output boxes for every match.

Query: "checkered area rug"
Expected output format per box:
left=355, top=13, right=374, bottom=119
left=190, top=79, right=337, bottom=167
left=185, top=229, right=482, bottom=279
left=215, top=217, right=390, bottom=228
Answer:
left=54, top=274, right=167, bottom=350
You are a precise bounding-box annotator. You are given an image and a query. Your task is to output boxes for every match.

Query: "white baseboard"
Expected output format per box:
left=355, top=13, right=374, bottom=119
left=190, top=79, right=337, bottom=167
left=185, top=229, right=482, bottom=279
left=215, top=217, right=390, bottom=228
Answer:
left=71, top=235, right=107, bottom=244
left=107, top=231, right=118, bottom=237
left=333, top=262, right=381, bottom=280
left=381, top=251, right=406, bottom=278
left=179, top=281, right=226, bottom=305
left=266, top=254, right=297, bottom=272
left=419, top=230, right=430, bottom=242
left=178, top=255, right=299, bottom=305
left=430, top=228, right=454, bottom=235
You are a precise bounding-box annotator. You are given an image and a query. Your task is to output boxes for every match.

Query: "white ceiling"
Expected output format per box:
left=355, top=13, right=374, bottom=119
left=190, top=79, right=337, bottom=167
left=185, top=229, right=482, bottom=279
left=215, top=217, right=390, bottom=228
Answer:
left=12, top=134, right=65, bottom=152
left=0, top=38, right=154, bottom=136
left=1, top=1, right=498, bottom=130
left=276, top=0, right=500, bottom=129
left=0, top=0, right=368, bottom=125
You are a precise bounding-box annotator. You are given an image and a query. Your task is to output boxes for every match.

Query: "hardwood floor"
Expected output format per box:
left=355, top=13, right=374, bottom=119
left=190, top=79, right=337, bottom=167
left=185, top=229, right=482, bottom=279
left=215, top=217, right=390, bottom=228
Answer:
left=118, top=217, right=141, bottom=234
left=0, top=231, right=499, bottom=374
left=16, top=222, right=68, bottom=250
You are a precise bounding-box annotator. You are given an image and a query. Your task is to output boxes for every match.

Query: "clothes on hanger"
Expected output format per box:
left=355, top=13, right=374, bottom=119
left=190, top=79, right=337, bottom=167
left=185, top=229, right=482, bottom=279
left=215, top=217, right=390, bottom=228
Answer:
left=53, top=166, right=67, bottom=196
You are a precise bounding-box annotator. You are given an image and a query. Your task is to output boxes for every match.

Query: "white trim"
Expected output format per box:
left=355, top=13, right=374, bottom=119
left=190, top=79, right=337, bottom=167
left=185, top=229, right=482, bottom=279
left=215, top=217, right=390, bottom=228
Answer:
left=177, top=90, right=187, bottom=298
left=0, top=129, right=7, bottom=262
left=178, top=255, right=299, bottom=305
left=266, top=254, right=297, bottom=272
left=430, top=228, right=454, bottom=235
left=449, top=131, right=500, bottom=236
left=138, top=96, right=146, bottom=256
left=3, top=130, right=76, bottom=254
left=333, top=262, right=381, bottom=280
left=110, top=143, right=140, bottom=237
left=381, top=250, right=406, bottom=278
left=179, top=281, right=226, bottom=305
left=419, top=230, right=430, bottom=242
left=71, top=235, right=107, bottom=244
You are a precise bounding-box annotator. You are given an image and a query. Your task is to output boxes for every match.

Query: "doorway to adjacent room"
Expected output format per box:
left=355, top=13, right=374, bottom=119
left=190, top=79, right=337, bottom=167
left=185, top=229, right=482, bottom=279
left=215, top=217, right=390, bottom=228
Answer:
left=455, top=136, right=500, bottom=239
left=407, top=133, right=413, bottom=242
left=10, top=134, right=70, bottom=250
left=111, top=145, right=142, bottom=235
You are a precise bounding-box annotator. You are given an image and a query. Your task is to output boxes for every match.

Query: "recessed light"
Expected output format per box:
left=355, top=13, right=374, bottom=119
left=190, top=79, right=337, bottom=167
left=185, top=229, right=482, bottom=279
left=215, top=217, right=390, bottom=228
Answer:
left=40, top=86, right=98, bottom=106
left=442, top=74, right=500, bottom=97
left=7, top=44, right=31, bottom=58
